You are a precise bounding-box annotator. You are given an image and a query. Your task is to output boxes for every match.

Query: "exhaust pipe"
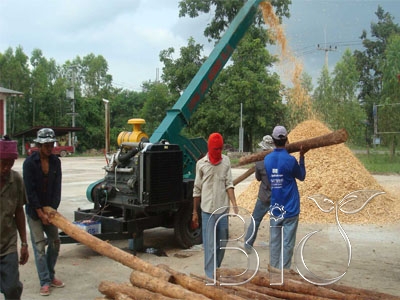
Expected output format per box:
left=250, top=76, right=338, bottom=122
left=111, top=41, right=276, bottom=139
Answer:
left=102, top=99, right=110, bottom=155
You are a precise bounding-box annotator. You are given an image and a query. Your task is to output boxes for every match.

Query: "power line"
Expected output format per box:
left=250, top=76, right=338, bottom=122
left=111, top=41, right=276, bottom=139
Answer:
left=292, top=40, right=363, bottom=57
left=317, top=44, right=337, bottom=67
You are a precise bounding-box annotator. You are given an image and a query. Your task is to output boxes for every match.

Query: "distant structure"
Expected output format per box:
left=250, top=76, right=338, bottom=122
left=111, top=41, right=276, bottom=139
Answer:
left=0, top=87, right=24, bottom=136
left=317, top=44, right=337, bottom=68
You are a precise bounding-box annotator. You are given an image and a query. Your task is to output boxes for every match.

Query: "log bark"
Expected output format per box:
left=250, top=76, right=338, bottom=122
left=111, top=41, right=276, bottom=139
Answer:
left=115, top=292, right=135, bottom=300
left=43, top=207, right=171, bottom=281
left=219, top=268, right=347, bottom=300
left=158, top=264, right=243, bottom=300
left=129, top=270, right=210, bottom=300
left=187, top=273, right=278, bottom=300
left=252, top=273, right=361, bottom=300
left=238, top=128, right=348, bottom=166
left=233, top=165, right=255, bottom=186
left=262, top=269, right=400, bottom=300
left=220, top=268, right=400, bottom=300
left=219, top=284, right=280, bottom=300
left=98, top=281, right=174, bottom=300
left=193, top=273, right=329, bottom=300
left=324, top=283, right=400, bottom=300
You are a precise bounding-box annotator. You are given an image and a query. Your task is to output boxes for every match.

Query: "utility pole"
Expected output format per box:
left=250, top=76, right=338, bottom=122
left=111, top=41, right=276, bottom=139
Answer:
left=239, top=103, right=244, bottom=152
left=317, top=28, right=337, bottom=68
left=66, top=65, right=78, bottom=151
left=317, top=44, right=337, bottom=68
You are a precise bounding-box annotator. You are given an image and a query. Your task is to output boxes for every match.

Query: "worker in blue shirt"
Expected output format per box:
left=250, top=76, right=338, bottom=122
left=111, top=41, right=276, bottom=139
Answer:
left=264, top=125, right=308, bottom=269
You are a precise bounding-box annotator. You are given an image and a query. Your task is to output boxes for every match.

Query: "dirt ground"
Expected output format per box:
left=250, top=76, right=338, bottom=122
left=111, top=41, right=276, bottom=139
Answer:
left=12, top=156, right=400, bottom=300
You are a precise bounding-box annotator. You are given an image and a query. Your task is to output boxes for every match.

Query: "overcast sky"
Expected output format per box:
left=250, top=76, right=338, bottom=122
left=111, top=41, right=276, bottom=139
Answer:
left=1, top=0, right=399, bottom=91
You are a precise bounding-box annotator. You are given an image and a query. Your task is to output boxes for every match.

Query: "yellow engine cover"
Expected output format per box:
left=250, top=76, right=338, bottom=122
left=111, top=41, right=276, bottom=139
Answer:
left=117, top=118, right=148, bottom=146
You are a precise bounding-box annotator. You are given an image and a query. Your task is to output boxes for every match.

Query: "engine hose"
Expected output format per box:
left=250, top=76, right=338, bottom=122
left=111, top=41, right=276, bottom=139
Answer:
left=117, top=147, right=138, bottom=163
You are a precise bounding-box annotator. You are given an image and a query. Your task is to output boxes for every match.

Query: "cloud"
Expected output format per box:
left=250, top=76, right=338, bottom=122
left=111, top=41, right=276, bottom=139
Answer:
left=1, top=0, right=399, bottom=91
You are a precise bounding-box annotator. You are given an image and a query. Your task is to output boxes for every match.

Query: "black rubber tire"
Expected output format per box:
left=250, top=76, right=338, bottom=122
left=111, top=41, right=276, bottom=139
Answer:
left=59, top=150, right=67, bottom=157
left=174, top=203, right=202, bottom=249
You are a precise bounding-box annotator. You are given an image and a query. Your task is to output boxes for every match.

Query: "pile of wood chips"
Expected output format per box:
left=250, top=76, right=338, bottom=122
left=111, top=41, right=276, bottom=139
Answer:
left=237, top=119, right=400, bottom=224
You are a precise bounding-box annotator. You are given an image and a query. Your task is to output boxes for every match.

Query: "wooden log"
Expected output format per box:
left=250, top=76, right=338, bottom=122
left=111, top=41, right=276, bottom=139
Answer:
left=115, top=292, right=135, bottom=300
left=158, top=264, right=244, bottom=300
left=98, top=281, right=175, bottom=300
left=129, top=270, right=210, bottom=300
left=193, top=273, right=329, bottom=300
left=233, top=165, right=255, bottom=186
left=190, top=272, right=278, bottom=300
left=43, top=207, right=171, bottom=281
left=261, top=268, right=400, bottom=300
left=220, top=268, right=400, bottom=300
left=238, top=128, right=348, bottom=166
left=219, top=284, right=280, bottom=300
left=324, top=283, right=400, bottom=300
left=219, top=268, right=347, bottom=300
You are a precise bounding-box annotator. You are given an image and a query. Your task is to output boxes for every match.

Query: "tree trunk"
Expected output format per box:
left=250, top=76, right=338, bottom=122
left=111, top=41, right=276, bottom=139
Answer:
left=158, top=264, right=243, bottom=300
left=98, top=281, right=174, bottom=300
left=193, top=272, right=330, bottom=300
left=238, top=128, right=348, bottom=166
left=43, top=207, right=171, bottom=281
left=219, top=268, right=399, bottom=300
left=129, top=270, right=210, bottom=300
left=232, top=165, right=256, bottom=186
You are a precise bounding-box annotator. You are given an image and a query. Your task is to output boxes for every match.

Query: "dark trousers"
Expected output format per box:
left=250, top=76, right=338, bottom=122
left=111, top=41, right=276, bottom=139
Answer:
left=0, top=252, right=23, bottom=300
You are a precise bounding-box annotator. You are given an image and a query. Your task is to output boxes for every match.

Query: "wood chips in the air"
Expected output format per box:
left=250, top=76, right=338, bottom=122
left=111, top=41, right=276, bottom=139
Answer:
left=237, top=119, right=400, bottom=224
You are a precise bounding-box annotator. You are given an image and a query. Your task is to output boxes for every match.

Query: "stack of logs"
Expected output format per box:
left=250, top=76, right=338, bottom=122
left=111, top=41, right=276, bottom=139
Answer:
left=43, top=207, right=399, bottom=300
left=96, top=266, right=400, bottom=300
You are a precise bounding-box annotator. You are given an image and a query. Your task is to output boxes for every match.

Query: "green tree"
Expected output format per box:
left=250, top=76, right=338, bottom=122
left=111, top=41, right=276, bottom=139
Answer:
left=284, top=67, right=315, bottom=130
left=178, top=0, right=291, bottom=41
left=354, top=5, right=400, bottom=132
left=313, top=66, right=334, bottom=125
left=0, top=46, right=31, bottom=135
left=160, top=37, right=206, bottom=96
left=108, top=88, right=147, bottom=142
left=379, top=34, right=400, bottom=158
left=139, top=81, right=176, bottom=135
left=331, top=49, right=366, bottom=145
left=30, top=49, right=68, bottom=127
left=63, top=54, right=114, bottom=151
left=80, top=54, right=112, bottom=97
left=172, top=0, right=290, bottom=150
left=211, top=27, right=284, bottom=151
left=300, top=72, right=313, bottom=94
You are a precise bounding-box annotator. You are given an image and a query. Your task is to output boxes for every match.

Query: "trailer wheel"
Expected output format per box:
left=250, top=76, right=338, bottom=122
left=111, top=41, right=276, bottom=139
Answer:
left=59, top=150, right=67, bottom=157
left=174, top=203, right=202, bottom=249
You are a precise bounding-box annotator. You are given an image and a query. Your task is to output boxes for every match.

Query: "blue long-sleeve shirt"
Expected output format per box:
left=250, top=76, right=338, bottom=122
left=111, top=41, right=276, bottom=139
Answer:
left=23, top=151, right=62, bottom=220
left=264, top=148, right=306, bottom=218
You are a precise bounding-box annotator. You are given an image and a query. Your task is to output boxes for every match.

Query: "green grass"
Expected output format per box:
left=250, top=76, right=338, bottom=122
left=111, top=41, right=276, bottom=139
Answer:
left=354, top=152, right=400, bottom=174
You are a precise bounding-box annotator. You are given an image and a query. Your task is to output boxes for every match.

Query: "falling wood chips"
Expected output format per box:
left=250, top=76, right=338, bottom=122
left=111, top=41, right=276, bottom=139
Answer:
left=237, top=119, right=400, bottom=224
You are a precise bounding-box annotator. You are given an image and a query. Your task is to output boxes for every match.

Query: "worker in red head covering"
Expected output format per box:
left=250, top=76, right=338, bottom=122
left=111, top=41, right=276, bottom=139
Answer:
left=192, top=132, right=238, bottom=279
left=207, top=132, right=224, bottom=165
left=0, top=135, right=29, bottom=300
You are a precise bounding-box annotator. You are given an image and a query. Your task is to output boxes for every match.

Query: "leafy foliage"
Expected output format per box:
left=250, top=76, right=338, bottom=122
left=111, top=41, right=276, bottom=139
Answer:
left=354, top=5, right=400, bottom=130
left=1, top=2, right=399, bottom=156
left=178, top=0, right=291, bottom=41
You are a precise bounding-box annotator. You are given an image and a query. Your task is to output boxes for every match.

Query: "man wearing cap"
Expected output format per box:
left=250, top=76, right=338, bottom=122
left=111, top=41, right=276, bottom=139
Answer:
left=23, top=128, right=64, bottom=296
left=264, top=125, right=308, bottom=270
left=192, top=132, right=239, bottom=279
left=0, top=135, right=29, bottom=300
left=244, top=135, right=274, bottom=253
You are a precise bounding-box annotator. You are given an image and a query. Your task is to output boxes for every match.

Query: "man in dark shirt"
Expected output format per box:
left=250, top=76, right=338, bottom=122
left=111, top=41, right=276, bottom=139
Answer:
left=244, top=135, right=274, bottom=253
left=23, top=128, right=65, bottom=296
